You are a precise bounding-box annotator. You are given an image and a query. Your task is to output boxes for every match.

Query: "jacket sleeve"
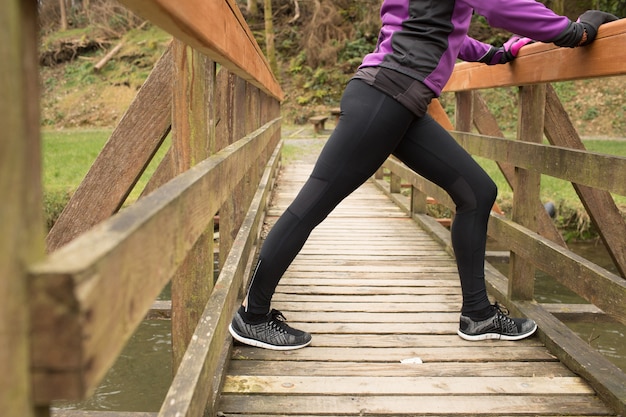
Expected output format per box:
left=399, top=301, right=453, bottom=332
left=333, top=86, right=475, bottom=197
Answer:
left=461, top=0, right=582, bottom=46
left=457, top=36, right=492, bottom=62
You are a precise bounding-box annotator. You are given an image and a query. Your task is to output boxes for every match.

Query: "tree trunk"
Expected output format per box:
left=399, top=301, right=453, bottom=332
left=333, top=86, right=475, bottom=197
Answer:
left=248, top=0, right=257, bottom=15
left=264, top=0, right=277, bottom=75
left=59, top=0, right=68, bottom=30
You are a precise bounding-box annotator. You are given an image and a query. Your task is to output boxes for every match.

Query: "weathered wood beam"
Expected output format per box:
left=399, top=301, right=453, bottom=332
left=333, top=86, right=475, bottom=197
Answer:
left=52, top=412, right=156, bottom=417
left=46, top=46, right=173, bottom=252
left=471, top=92, right=566, bottom=247
left=158, top=141, right=283, bottom=417
left=170, top=40, right=216, bottom=371
left=488, top=214, right=626, bottom=326
left=29, top=119, right=280, bottom=404
left=444, top=19, right=626, bottom=92
left=509, top=84, right=545, bottom=301
left=543, top=85, right=626, bottom=278
left=1, top=1, right=44, bottom=416
left=116, top=0, right=283, bottom=100
left=418, top=215, right=626, bottom=416
left=451, top=132, right=626, bottom=196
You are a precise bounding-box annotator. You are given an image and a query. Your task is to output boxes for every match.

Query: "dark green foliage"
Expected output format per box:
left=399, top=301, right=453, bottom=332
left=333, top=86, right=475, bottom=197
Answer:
left=43, top=190, right=71, bottom=231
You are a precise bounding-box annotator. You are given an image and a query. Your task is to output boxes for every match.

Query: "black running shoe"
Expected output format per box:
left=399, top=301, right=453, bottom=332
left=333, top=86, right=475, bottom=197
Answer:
left=229, top=308, right=312, bottom=350
left=457, top=303, right=537, bottom=341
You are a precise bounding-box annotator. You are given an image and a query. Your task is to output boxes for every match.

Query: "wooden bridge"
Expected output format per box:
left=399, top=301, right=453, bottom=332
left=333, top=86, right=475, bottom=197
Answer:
left=2, top=1, right=626, bottom=417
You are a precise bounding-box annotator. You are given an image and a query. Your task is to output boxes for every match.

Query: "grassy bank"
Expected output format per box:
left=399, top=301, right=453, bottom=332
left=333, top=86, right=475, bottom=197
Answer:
left=43, top=129, right=625, bottom=240
left=474, top=140, right=626, bottom=240
left=42, top=129, right=168, bottom=230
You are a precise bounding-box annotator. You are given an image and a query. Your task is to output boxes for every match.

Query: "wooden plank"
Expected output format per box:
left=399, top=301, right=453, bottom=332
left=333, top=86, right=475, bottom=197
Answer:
left=380, top=158, right=455, bottom=211
left=46, top=46, right=173, bottom=252
left=276, top=278, right=460, bottom=287
left=275, top=285, right=460, bottom=295
left=223, top=375, right=594, bottom=395
left=272, top=293, right=459, bottom=303
left=268, top=319, right=455, bottom=336
left=1, top=1, right=43, bottom=416
left=219, top=76, right=260, bottom=268
left=444, top=19, right=626, bottom=92
left=170, top=40, right=216, bottom=370
left=116, top=0, right=283, bottom=100
left=451, top=132, right=626, bottom=197
left=509, top=84, right=545, bottom=300
left=219, top=394, right=611, bottom=415
left=471, top=91, right=566, bottom=247
left=29, top=119, right=280, bottom=403
left=157, top=138, right=283, bottom=417
left=227, top=360, right=573, bottom=377
left=278, top=333, right=544, bottom=348
left=427, top=98, right=455, bottom=130
left=219, top=143, right=617, bottom=417
left=489, top=215, right=626, bottom=326
left=483, top=261, right=626, bottom=416
left=231, top=345, right=556, bottom=362
left=52, top=412, right=156, bottom=417
left=273, top=311, right=459, bottom=323
left=455, top=91, right=473, bottom=131
left=517, top=301, right=626, bottom=416
left=275, top=301, right=461, bottom=313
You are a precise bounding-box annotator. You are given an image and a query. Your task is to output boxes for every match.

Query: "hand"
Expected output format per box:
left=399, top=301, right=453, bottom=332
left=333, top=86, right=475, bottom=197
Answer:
left=501, top=35, right=534, bottom=62
left=577, top=10, right=619, bottom=45
left=480, top=36, right=534, bottom=65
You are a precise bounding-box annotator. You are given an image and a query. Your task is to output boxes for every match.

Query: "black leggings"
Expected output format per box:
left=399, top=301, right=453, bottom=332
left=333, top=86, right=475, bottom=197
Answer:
left=246, top=80, right=497, bottom=318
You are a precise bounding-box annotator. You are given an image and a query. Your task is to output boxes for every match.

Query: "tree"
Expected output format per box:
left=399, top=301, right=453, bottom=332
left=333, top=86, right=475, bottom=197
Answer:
left=247, top=0, right=257, bottom=15
left=59, top=0, right=67, bottom=30
left=264, top=0, right=277, bottom=75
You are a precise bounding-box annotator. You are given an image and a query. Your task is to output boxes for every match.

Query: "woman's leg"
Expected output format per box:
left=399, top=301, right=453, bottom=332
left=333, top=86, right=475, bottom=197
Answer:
left=245, top=80, right=416, bottom=315
left=391, top=115, right=497, bottom=319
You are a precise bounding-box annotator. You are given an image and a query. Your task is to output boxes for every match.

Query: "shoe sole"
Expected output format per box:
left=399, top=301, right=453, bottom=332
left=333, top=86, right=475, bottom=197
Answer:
left=228, top=324, right=312, bottom=351
left=457, top=322, right=538, bottom=341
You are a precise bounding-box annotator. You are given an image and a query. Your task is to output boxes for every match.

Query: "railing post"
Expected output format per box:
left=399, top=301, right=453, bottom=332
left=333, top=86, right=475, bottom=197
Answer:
left=217, top=72, right=249, bottom=270
left=509, top=84, right=546, bottom=300
left=2, top=1, right=44, bottom=416
left=170, top=39, right=217, bottom=369
left=410, top=186, right=428, bottom=216
left=390, top=172, right=402, bottom=194
left=455, top=91, right=473, bottom=132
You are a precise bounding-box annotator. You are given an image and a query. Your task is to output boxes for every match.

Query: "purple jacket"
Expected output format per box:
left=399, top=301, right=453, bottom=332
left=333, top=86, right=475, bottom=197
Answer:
left=360, top=0, right=572, bottom=96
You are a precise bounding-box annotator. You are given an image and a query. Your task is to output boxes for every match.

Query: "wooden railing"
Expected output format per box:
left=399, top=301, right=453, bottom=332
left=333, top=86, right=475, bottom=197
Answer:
left=3, top=1, right=283, bottom=416
left=374, top=19, right=626, bottom=415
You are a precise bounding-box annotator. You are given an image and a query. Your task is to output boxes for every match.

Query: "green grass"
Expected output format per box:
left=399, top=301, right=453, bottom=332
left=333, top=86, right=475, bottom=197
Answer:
left=42, top=130, right=625, bottom=237
left=42, top=129, right=109, bottom=193
left=473, top=139, right=626, bottom=239
left=42, top=129, right=169, bottom=229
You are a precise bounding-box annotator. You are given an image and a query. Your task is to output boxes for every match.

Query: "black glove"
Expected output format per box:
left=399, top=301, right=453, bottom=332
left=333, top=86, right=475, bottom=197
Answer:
left=479, top=36, right=534, bottom=65
left=577, top=10, right=619, bottom=45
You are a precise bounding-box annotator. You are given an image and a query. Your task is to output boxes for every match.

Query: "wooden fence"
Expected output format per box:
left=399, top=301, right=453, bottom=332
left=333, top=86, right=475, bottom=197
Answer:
left=2, top=0, right=283, bottom=416
left=375, top=19, right=626, bottom=414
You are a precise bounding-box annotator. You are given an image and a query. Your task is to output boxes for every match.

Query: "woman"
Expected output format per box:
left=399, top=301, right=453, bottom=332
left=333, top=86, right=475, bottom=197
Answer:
left=229, top=0, right=618, bottom=350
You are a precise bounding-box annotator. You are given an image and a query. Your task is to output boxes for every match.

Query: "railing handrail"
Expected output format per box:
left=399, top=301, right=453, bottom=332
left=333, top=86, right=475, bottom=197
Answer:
left=25, top=0, right=284, bottom=412
left=118, top=0, right=283, bottom=100
left=444, top=19, right=626, bottom=91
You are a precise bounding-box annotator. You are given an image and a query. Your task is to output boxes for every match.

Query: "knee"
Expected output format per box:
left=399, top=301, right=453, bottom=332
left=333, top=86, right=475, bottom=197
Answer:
left=481, top=177, right=498, bottom=207
left=450, top=176, right=497, bottom=214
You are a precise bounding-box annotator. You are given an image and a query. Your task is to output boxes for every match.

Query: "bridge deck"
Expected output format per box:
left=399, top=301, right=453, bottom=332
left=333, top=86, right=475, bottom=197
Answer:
left=217, top=139, right=615, bottom=416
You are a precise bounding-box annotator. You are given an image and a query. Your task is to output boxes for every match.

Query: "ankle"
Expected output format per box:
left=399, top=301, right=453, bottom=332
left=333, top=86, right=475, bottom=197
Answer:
left=465, top=305, right=496, bottom=322
left=238, top=305, right=269, bottom=324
